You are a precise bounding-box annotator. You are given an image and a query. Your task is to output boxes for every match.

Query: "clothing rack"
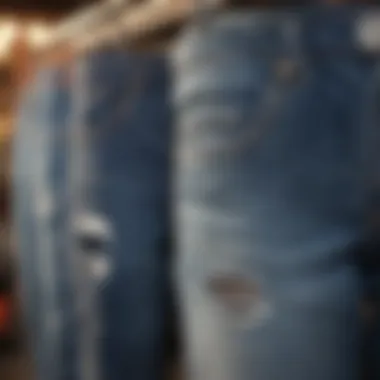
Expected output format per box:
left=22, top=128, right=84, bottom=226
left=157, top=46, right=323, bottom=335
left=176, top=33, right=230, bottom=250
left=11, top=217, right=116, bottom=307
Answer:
left=38, top=0, right=204, bottom=55
left=77, top=0, right=197, bottom=51
left=42, top=0, right=132, bottom=50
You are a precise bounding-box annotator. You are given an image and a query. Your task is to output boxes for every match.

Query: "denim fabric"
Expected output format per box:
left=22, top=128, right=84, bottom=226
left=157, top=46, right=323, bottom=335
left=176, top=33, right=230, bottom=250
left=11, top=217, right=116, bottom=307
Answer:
left=13, top=67, right=77, bottom=380
left=71, top=48, right=171, bottom=380
left=13, top=72, right=44, bottom=361
left=49, top=68, right=80, bottom=380
left=172, top=7, right=380, bottom=380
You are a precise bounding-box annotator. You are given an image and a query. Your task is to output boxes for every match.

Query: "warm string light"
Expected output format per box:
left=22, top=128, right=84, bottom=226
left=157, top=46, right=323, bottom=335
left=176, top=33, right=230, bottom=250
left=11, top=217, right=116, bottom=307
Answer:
left=28, top=24, right=51, bottom=48
left=0, top=20, right=18, bottom=61
left=0, top=19, right=52, bottom=62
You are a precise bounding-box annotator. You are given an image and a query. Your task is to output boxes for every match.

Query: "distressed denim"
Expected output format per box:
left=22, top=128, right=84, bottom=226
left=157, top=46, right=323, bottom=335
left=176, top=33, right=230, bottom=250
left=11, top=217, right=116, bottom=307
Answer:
left=71, top=48, right=171, bottom=380
left=172, top=7, right=380, bottom=380
left=13, top=67, right=77, bottom=380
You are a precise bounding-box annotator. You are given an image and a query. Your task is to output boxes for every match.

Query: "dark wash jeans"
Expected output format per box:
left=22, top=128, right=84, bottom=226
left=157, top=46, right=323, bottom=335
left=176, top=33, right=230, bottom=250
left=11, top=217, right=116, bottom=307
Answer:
left=71, top=48, right=171, bottom=380
left=13, top=67, right=77, bottom=380
left=172, top=7, right=380, bottom=380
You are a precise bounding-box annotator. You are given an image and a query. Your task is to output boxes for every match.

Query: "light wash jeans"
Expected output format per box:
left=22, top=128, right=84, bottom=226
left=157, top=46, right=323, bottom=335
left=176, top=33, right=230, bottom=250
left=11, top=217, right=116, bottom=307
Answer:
left=13, top=67, right=77, bottom=380
left=172, top=7, right=380, bottom=380
left=70, top=48, right=172, bottom=380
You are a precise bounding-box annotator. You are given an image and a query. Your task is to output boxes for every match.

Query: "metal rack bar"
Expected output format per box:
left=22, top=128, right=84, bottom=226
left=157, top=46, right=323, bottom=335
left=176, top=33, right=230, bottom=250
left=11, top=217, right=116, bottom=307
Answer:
left=40, top=0, right=133, bottom=51
left=37, top=0, right=217, bottom=53
left=74, top=0, right=196, bottom=52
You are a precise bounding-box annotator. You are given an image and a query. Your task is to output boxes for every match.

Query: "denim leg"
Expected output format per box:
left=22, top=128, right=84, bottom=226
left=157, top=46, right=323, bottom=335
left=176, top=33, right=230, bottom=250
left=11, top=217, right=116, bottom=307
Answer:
left=13, top=68, right=77, bottom=380
left=71, top=49, right=171, bottom=380
left=13, top=77, right=41, bottom=348
left=49, top=70, right=79, bottom=380
left=13, top=69, right=57, bottom=378
left=172, top=9, right=378, bottom=380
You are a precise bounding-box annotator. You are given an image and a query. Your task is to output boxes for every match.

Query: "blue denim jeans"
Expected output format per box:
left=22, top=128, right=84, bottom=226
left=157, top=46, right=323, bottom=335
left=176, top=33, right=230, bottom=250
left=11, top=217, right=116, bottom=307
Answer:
left=70, top=48, right=171, bottom=380
left=13, top=72, right=43, bottom=363
left=172, top=7, right=380, bottom=380
left=13, top=67, right=77, bottom=380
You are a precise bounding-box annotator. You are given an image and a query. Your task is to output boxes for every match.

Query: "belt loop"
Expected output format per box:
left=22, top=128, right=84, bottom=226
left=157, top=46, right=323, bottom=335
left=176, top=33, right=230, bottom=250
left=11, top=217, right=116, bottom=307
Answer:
left=276, top=13, right=305, bottom=83
left=282, top=13, right=302, bottom=60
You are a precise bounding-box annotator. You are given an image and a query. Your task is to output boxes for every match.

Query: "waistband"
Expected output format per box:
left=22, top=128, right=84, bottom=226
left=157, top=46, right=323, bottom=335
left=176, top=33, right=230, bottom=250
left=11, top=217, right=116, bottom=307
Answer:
left=193, top=6, right=380, bottom=55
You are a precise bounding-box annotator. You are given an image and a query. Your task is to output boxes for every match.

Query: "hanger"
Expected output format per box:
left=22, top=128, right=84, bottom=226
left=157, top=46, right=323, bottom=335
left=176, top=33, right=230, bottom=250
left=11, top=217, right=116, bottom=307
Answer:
left=41, top=0, right=130, bottom=51
left=36, top=0, right=226, bottom=56
left=76, top=0, right=197, bottom=52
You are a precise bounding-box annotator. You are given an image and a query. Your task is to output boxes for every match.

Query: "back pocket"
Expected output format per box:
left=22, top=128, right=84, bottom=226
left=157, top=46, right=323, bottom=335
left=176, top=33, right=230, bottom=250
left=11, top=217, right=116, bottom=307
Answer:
left=173, top=24, right=307, bottom=156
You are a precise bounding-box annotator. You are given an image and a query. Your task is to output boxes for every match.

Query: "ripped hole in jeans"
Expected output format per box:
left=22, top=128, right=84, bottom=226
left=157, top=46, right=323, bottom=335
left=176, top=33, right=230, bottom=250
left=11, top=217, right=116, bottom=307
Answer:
left=207, top=274, right=260, bottom=315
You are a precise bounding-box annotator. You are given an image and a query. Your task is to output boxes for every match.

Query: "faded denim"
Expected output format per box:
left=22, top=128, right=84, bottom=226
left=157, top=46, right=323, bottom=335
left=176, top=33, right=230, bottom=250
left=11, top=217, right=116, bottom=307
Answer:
left=172, top=7, right=380, bottom=380
left=13, top=67, right=77, bottom=380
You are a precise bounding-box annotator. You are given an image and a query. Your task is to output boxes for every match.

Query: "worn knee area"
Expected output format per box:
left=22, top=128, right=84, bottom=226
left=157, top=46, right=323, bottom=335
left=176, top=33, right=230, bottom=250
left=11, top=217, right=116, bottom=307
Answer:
left=207, top=275, right=260, bottom=314
left=205, top=274, right=274, bottom=328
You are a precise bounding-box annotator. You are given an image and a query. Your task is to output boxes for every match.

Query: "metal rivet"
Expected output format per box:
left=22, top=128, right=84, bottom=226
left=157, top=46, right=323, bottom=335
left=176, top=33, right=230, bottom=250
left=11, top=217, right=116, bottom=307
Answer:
left=274, top=58, right=301, bottom=84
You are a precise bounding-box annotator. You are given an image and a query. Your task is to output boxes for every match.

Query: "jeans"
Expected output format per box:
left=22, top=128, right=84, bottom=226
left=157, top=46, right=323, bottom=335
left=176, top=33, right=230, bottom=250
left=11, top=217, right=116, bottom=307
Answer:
left=172, top=7, right=380, bottom=380
left=13, top=72, right=42, bottom=362
left=13, top=67, right=77, bottom=380
left=71, top=48, right=171, bottom=380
